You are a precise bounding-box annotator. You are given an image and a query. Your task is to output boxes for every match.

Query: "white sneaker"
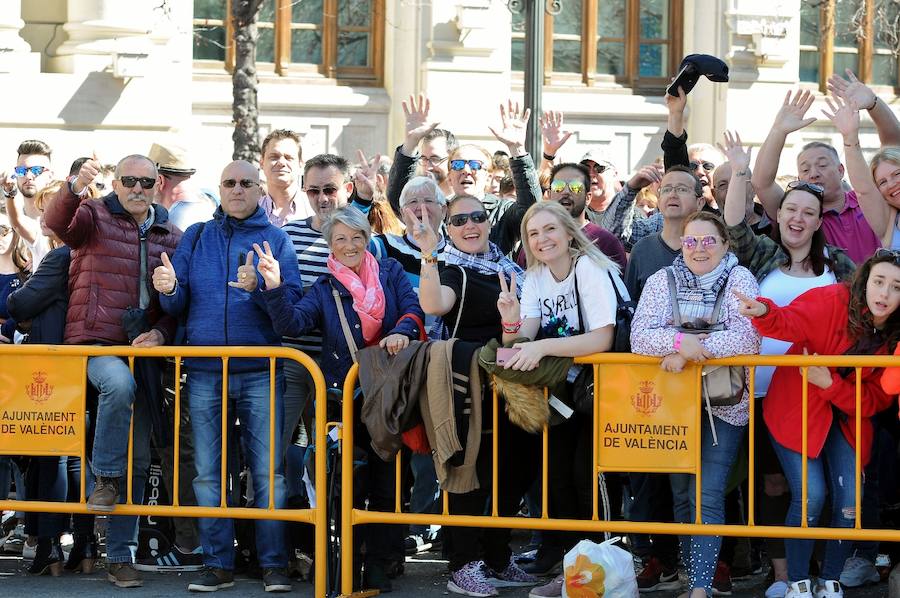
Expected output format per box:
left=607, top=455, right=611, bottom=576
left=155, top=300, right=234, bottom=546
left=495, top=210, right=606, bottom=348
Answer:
left=786, top=580, right=813, bottom=598
left=814, top=580, right=843, bottom=598
left=765, top=580, right=789, bottom=598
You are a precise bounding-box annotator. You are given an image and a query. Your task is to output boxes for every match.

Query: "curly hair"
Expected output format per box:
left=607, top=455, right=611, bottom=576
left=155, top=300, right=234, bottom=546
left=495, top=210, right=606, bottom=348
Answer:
left=847, top=251, right=900, bottom=350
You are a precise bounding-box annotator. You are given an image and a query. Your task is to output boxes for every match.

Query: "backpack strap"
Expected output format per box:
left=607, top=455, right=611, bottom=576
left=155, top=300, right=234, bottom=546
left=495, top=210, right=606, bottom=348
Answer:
left=665, top=267, right=683, bottom=327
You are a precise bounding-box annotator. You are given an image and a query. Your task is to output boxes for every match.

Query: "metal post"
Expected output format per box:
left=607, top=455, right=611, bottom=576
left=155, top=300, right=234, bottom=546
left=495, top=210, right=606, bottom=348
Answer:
left=523, top=0, right=544, bottom=162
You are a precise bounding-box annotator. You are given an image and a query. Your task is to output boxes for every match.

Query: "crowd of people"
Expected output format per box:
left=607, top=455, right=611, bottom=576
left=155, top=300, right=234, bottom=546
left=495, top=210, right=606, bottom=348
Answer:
left=1, top=69, right=900, bottom=598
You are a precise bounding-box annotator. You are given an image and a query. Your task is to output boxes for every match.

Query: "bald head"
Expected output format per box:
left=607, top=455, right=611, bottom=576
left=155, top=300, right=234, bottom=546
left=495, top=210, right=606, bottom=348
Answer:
left=219, top=160, right=261, bottom=220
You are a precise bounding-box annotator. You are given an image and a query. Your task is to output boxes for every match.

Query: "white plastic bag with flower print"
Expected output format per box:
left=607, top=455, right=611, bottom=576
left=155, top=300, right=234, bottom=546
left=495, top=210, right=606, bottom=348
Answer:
left=562, top=537, right=638, bottom=598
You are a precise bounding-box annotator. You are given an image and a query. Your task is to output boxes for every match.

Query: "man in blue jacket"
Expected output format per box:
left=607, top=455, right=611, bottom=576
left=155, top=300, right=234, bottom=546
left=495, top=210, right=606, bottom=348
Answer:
left=152, top=159, right=302, bottom=593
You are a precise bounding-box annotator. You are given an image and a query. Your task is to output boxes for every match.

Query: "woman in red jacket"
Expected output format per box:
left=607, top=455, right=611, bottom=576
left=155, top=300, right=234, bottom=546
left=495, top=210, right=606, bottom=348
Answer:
left=735, top=249, right=900, bottom=598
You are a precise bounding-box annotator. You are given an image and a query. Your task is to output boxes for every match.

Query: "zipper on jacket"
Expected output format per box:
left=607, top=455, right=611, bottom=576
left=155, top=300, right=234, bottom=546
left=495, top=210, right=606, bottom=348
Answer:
left=224, top=235, right=232, bottom=346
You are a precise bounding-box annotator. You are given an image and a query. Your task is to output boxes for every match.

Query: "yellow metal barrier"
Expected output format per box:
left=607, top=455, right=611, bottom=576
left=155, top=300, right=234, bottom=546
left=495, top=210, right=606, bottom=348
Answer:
left=0, top=344, right=328, bottom=597
left=339, top=352, right=900, bottom=597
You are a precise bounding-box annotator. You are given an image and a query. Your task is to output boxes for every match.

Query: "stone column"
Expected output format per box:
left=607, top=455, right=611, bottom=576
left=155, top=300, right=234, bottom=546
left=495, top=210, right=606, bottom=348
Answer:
left=0, top=0, right=40, bottom=73
left=50, top=0, right=163, bottom=74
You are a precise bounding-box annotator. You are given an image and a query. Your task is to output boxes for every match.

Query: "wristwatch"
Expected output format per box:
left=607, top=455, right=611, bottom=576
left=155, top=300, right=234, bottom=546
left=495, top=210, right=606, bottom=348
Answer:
left=2, top=186, right=16, bottom=199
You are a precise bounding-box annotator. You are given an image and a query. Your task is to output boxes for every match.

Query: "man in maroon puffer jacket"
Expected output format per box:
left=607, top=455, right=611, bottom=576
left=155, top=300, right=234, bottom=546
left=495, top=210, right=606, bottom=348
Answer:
left=44, top=154, right=181, bottom=588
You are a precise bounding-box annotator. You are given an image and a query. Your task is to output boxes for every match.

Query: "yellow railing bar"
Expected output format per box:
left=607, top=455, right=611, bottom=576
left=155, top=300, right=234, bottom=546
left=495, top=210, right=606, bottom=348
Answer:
left=395, top=453, right=402, bottom=513
left=220, top=357, right=229, bottom=509
left=747, top=366, right=755, bottom=527
left=491, top=387, right=498, bottom=517
left=79, top=355, right=88, bottom=504
left=341, top=363, right=358, bottom=596
left=173, top=357, right=182, bottom=507
left=127, top=355, right=135, bottom=506
left=268, top=357, right=276, bottom=510
left=694, top=365, right=702, bottom=525
left=541, top=387, right=548, bottom=519
left=591, top=363, right=598, bottom=521
left=855, top=367, right=862, bottom=529
left=801, top=366, right=808, bottom=528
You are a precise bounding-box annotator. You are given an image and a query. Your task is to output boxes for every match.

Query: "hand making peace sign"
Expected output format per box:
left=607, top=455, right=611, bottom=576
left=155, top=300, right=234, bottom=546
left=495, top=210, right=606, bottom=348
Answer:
left=253, top=241, right=281, bottom=290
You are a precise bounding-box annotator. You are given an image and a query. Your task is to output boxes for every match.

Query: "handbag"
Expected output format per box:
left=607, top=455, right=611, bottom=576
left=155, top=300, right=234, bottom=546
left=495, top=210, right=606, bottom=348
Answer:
left=665, top=268, right=745, bottom=407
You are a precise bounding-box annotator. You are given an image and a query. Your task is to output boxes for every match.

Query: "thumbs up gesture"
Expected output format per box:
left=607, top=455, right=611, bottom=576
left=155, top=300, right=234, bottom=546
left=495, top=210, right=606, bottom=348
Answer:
left=153, top=252, right=178, bottom=295
left=228, top=250, right=258, bottom=292
left=73, top=151, right=102, bottom=195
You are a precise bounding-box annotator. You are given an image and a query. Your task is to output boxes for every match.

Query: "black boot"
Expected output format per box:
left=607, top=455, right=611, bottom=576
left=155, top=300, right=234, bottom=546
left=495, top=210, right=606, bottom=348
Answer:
left=64, top=533, right=99, bottom=573
left=28, top=537, right=63, bottom=576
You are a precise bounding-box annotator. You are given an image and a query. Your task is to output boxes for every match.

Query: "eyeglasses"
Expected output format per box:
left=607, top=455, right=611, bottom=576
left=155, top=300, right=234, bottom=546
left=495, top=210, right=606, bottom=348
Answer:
left=680, top=235, right=722, bottom=250
left=222, top=178, right=258, bottom=189
left=659, top=184, right=696, bottom=196
left=786, top=180, right=825, bottom=200
left=875, top=248, right=900, bottom=265
left=0, top=225, right=11, bottom=236
left=689, top=160, right=716, bottom=172
left=305, top=186, right=340, bottom=197
left=448, top=210, right=488, bottom=227
left=418, top=155, right=448, bottom=167
left=549, top=179, right=586, bottom=194
left=14, top=165, right=48, bottom=177
left=449, top=159, right=484, bottom=172
left=118, top=176, right=156, bottom=190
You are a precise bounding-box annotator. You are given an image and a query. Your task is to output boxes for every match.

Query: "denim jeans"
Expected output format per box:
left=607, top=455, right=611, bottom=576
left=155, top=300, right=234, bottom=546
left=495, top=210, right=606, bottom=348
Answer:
left=283, top=358, right=312, bottom=501
left=409, top=453, right=440, bottom=536
left=189, top=368, right=287, bottom=570
left=670, top=416, right=746, bottom=596
left=770, top=423, right=857, bottom=582
left=87, top=355, right=150, bottom=563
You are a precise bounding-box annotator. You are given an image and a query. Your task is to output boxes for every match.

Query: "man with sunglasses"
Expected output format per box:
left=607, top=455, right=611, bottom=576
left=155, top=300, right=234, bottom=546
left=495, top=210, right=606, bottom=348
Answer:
left=2, top=140, right=54, bottom=267
left=751, top=89, right=881, bottom=264
left=153, top=159, right=300, bottom=593
left=514, top=162, right=626, bottom=271
left=44, top=153, right=182, bottom=588
left=623, top=165, right=705, bottom=593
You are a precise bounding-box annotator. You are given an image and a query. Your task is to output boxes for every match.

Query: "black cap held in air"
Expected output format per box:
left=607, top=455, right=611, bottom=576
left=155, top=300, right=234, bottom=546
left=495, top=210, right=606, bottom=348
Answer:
left=666, top=54, right=729, bottom=97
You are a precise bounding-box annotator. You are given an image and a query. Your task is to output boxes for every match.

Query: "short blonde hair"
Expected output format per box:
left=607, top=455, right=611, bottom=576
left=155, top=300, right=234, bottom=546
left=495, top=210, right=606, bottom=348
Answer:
left=520, top=202, right=618, bottom=274
left=321, top=205, right=372, bottom=247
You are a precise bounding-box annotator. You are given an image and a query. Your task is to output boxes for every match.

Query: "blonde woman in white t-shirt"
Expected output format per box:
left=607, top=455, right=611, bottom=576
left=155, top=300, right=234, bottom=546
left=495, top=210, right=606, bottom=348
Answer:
left=496, top=201, right=624, bottom=598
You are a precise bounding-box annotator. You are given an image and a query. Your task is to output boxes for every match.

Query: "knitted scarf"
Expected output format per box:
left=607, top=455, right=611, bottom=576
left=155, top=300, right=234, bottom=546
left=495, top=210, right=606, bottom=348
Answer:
left=444, top=241, right=524, bottom=295
left=670, top=252, right=738, bottom=325
left=327, top=251, right=385, bottom=344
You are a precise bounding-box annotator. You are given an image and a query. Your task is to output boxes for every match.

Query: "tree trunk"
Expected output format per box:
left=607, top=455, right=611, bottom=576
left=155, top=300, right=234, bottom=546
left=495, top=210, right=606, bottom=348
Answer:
left=231, top=0, right=262, bottom=163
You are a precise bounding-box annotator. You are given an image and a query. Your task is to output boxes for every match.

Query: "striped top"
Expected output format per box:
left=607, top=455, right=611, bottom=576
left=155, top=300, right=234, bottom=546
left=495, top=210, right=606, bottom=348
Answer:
left=281, top=217, right=329, bottom=355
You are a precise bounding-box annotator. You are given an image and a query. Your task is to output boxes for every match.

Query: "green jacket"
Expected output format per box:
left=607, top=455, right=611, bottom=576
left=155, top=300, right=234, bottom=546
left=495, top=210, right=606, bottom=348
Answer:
left=727, top=221, right=856, bottom=284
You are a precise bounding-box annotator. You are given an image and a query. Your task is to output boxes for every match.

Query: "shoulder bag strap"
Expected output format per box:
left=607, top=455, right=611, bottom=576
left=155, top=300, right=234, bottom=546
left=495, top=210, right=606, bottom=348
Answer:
left=709, top=279, right=729, bottom=325
left=331, top=282, right=360, bottom=363
left=450, top=265, right=467, bottom=339
left=665, top=267, right=683, bottom=327
left=572, top=258, right=584, bottom=334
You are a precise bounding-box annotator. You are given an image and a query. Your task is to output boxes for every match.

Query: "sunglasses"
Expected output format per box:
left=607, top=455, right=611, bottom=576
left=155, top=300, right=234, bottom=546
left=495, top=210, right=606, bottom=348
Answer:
left=875, top=248, right=900, bottom=265
left=583, top=162, right=611, bottom=175
left=786, top=180, right=825, bottom=199
left=118, top=176, right=156, bottom=190
left=449, top=159, right=484, bottom=172
left=550, top=179, right=586, bottom=194
left=448, top=210, right=488, bottom=227
left=689, top=160, right=716, bottom=172
left=222, top=178, right=258, bottom=189
left=14, top=165, right=48, bottom=177
left=680, top=235, right=721, bottom=250
left=305, top=186, right=340, bottom=197
left=418, top=155, right=448, bottom=167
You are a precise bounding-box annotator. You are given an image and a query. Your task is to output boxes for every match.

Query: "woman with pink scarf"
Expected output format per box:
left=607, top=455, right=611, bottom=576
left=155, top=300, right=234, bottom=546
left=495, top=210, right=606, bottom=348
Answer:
left=257, top=205, right=423, bottom=592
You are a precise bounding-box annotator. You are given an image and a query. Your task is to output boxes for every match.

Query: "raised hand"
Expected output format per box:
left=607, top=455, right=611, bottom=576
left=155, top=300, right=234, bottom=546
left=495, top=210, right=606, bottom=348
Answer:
left=354, top=149, right=384, bottom=200
left=229, top=251, right=258, bottom=292
left=802, top=347, right=834, bottom=390
left=822, top=95, right=861, bottom=140
left=379, top=333, right=410, bottom=356
left=664, top=86, right=688, bottom=115
left=402, top=94, right=440, bottom=148
left=496, top=271, right=520, bottom=325
left=253, top=241, right=281, bottom=290
left=403, top=205, right=439, bottom=255
left=489, top=100, right=531, bottom=155
left=540, top=110, right=573, bottom=158
left=733, top=290, right=767, bottom=318
left=74, top=152, right=102, bottom=194
left=627, top=164, right=664, bottom=190
left=152, top=251, right=177, bottom=294
left=717, top=130, right=751, bottom=172
left=827, top=69, right=877, bottom=112
left=1, top=171, right=15, bottom=197
left=773, top=90, right=817, bottom=134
